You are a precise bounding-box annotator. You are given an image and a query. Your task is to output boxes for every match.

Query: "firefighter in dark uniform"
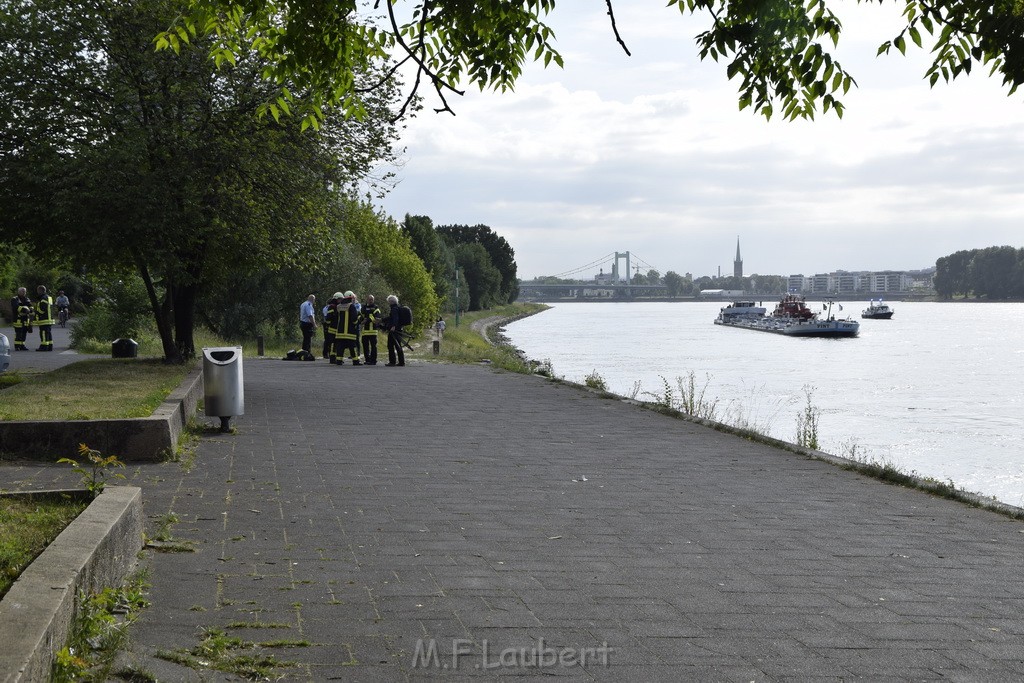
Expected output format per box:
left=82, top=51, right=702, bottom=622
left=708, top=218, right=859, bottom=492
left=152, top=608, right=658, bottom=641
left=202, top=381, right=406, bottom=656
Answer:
left=10, top=287, right=33, bottom=351
left=333, top=292, right=361, bottom=365
left=34, top=285, right=54, bottom=351
left=323, top=292, right=341, bottom=360
left=360, top=294, right=381, bottom=365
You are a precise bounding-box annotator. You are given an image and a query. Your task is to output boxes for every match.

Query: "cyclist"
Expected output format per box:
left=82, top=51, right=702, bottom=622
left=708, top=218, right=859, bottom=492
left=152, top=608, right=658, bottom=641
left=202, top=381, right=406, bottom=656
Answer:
left=55, top=290, right=70, bottom=326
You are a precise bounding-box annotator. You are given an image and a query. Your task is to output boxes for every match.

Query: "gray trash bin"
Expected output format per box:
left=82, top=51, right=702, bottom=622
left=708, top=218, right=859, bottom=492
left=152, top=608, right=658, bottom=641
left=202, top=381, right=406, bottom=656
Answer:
left=202, top=346, right=244, bottom=432
left=111, top=338, right=138, bottom=358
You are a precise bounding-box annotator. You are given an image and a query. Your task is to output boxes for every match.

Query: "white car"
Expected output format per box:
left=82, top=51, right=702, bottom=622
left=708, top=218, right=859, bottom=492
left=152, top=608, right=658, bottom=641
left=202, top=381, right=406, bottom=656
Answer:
left=0, top=332, right=9, bottom=372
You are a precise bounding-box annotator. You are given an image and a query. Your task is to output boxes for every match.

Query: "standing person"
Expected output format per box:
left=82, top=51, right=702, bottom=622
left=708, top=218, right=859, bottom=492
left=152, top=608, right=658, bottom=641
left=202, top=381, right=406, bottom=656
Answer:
left=9, top=287, right=32, bottom=351
left=385, top=294, right=405, bottom=367
left=34, top=285, right=54, bottom=351
left=345, top=291, right=362, bottom=365
left=360, top=294, right=381, bottom=365
left=435, top=316, right=446, bottom=339
left=299, top=294, right=317, bottom=354
left=323, top=293, right=341, bottom=360
left=333, top=292, right=361, bottom=365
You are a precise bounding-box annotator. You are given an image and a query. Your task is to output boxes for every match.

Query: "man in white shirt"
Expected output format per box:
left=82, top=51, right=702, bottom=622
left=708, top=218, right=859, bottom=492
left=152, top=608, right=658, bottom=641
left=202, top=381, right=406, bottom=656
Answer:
left=299, top=294, right=317, bottom=354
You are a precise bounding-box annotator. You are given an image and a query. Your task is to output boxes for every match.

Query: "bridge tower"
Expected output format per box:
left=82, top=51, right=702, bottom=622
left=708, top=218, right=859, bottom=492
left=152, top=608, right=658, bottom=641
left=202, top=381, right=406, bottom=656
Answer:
left=612, top=251, right=632, bottom=284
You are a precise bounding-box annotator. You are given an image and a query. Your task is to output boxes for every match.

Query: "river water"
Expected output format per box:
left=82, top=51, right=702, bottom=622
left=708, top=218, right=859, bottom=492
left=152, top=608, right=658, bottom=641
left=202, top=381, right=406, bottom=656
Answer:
left=503, top=301, right=1024, bottom=507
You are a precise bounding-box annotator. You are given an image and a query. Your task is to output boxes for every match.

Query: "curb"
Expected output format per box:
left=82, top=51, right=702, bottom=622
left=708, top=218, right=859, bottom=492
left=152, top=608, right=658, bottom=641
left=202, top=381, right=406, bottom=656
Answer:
left=0, top=486, right=144, bottom=682
left=0, top=365, right=203, bottom=462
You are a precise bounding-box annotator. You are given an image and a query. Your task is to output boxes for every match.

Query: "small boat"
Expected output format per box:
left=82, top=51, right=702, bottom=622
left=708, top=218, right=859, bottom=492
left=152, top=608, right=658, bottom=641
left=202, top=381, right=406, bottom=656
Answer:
left=714, top=295, right=860, bottom=338
left=862, top=300, right=894, bottom=320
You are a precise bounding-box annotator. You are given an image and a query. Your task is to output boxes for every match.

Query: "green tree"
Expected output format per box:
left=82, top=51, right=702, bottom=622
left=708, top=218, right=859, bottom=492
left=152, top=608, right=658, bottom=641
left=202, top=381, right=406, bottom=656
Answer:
left=969, top=245, right=1021, bottom=299
left=663, top=271, right=686, bottom=298
left=401, top=214, right=450, bottom=302
left=339, top=197, right=439, bottom=328
left=436, top=224, right=519, bottom=304
left=159, top=0, right=1024, bottom=126
left=452, top=243, right=502, bottom=311
left=934, top=249, right=976, bottom=298
left=0, top=0, right=400, bottom=362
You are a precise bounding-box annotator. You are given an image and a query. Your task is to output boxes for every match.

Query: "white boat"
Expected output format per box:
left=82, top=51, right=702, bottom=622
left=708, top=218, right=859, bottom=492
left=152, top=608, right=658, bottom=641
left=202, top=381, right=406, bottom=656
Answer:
left=718, top=301, right=767, bottom=319
left=862, top=300, right=894, bottom=319
left=715, top=295, right=860, bottom=338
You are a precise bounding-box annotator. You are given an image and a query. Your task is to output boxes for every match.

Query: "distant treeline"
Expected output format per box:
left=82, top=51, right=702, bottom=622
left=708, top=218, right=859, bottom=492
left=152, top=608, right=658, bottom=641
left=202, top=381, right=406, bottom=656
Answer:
left=934, top=246, right=1024, bottom=299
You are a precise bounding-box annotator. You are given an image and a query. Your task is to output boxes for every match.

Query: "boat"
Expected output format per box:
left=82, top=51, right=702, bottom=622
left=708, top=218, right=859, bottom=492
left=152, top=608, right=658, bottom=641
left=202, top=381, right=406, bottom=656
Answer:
left=862, top=300, right=894, bottom=319
left=718, top=301, right=767, bottom=320
left=714, top=294, right=860, bottom=337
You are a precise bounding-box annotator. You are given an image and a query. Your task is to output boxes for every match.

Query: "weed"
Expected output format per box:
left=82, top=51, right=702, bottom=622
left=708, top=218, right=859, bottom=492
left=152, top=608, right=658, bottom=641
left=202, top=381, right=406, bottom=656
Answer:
left=57, top=444, right=126, bottom=498
left=156, top=627, right=295, bottom=680
left=795, top=386, right=820, bottom=450
left=676, top=371, right=719, bottom=421
left=52, top=571, right=150, bottom=682
left=583, top=370, right=608, bottom=391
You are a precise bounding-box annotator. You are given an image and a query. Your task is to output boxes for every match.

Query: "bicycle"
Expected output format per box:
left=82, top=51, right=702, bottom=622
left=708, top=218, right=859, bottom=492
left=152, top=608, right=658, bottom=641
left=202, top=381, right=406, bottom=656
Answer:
left=57, top=307, right=69, bottom=328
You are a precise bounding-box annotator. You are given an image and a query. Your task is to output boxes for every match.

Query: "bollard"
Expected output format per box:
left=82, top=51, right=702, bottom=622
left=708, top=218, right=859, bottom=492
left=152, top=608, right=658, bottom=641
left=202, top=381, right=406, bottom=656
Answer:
left=432, top=340, right=440, bottom=355
left=257, top=335, right=264, bottom=356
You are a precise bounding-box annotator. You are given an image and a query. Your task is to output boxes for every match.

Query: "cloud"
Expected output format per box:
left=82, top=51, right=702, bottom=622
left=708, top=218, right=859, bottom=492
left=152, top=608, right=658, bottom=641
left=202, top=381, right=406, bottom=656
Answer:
left=379, top=3, right=1024, bottom=279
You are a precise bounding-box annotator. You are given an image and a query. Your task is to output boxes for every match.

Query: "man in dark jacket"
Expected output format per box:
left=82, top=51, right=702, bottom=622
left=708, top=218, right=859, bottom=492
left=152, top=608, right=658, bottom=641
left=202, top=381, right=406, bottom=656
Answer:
left=385, top=294, right=405, bottom=366
left=360, top=294, right=381, bottom=365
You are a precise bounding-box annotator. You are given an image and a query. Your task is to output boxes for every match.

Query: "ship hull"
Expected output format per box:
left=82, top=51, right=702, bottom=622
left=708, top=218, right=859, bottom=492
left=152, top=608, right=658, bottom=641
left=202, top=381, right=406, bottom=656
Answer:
left=714, top=317, right=860, bottom=337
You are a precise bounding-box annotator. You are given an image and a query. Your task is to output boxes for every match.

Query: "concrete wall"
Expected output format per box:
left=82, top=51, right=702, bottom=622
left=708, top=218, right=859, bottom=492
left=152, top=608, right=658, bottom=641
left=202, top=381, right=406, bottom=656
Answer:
left=0, top=366, right=203, bottom=462
left=0, top=486, right=144, bottom=682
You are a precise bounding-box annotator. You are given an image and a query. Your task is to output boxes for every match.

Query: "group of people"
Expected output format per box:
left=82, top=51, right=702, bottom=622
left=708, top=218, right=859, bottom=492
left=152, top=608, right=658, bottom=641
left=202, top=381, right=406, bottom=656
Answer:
left=299, top=292, right=408, bottom=367
left=8, top=285, right=68, bottom=352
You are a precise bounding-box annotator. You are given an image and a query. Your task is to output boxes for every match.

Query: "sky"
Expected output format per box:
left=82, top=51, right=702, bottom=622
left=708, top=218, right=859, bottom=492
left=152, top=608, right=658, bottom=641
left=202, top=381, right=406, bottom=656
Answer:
left=376, top=3, right=1024, bottom=281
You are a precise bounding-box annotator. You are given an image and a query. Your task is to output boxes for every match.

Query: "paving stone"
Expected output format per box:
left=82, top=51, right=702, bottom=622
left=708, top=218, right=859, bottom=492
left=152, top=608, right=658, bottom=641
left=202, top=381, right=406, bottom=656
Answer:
left=4, top=358, right=1024, bottom=678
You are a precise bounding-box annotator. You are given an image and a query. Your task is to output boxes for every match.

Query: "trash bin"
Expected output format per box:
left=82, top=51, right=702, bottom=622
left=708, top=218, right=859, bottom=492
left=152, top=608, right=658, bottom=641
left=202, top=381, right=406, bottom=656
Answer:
left=202, top=346, right=244, bottom=432
left=111, top=338, right=138, bottom=358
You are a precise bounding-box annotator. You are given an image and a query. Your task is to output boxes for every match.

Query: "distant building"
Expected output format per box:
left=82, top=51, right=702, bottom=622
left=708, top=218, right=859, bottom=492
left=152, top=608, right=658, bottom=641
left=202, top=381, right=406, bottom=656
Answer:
left=733, top=237, right=743, bottom=279
left=786, top=268, right=933, bottom=294
left=701, top=289, right=745, bottom=298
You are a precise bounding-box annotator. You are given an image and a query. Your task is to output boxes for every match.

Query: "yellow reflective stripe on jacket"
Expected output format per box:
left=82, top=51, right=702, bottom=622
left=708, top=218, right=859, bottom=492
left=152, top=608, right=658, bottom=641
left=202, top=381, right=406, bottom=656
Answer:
left=35, top=296, right=54, bottom=325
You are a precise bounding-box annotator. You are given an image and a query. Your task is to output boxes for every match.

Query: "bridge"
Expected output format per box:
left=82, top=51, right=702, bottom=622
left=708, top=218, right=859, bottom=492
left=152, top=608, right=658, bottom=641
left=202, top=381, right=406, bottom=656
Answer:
left=518, top=251, right=669, bottom=300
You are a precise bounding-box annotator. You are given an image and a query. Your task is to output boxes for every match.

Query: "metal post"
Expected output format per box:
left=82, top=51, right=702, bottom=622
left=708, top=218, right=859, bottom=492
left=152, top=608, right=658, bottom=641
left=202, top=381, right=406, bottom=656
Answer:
left=454, top=266, right=460, bottom=326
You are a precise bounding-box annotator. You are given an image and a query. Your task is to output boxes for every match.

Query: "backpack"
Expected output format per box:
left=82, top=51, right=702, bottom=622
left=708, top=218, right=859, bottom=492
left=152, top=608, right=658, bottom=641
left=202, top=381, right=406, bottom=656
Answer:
left=397, top=305, right=413, bottom=327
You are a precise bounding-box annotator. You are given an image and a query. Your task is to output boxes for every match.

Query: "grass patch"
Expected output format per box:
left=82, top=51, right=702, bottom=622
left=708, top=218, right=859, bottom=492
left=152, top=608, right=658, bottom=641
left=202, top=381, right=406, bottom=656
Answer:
left=430, top=303, right=547, bottom=372
left=0, top=358, right=192, bottom=421
left=0, top=494, right=89, bottom=598
left=155, top=627, right=296, bottom=680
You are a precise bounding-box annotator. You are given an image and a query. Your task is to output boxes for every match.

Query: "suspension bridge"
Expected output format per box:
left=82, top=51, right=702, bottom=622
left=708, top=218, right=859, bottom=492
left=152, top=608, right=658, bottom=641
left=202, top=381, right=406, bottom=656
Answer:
left=518, top=251, right=670, bottom=300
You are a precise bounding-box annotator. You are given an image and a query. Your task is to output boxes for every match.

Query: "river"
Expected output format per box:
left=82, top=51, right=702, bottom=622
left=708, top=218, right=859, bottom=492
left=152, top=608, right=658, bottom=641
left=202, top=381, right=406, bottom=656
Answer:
left=503, top=301, right=1024, bottom=507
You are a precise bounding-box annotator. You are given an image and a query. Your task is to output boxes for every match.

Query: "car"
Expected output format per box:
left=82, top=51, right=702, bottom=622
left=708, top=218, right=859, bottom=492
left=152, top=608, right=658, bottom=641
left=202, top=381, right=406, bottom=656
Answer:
left=0, top=332, right=9, bottom=372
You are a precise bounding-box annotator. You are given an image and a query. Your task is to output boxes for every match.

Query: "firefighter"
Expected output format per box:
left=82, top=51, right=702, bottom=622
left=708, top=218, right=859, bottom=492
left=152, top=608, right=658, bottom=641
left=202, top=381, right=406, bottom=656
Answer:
left=34, top=285, right=54, bottom=351
left=325, top=292, right=341, bottom=363
left=323, top=293, right=341, bottom=360
left=333, top=292, right=361, bottom=365
left=10, top=287, right=33, bottom=351
left=360, top=294, right=382, bottom=365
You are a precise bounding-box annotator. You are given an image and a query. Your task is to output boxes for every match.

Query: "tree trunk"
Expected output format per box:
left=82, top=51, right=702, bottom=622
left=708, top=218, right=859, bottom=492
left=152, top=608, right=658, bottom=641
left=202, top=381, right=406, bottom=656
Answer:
left=135, top=255, right=182, bottom=364
left=172, top=281, right=198, bottom=360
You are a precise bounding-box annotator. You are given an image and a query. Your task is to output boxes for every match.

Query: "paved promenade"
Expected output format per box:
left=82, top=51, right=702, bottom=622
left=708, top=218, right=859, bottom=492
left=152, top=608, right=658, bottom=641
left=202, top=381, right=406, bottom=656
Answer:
left=3, top=354, right=1024, bottom=680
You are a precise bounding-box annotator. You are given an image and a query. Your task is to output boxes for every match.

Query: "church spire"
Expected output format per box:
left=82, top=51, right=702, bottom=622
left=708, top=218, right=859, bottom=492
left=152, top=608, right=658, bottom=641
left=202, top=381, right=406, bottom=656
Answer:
left=733, top=236, right=743, bottom=278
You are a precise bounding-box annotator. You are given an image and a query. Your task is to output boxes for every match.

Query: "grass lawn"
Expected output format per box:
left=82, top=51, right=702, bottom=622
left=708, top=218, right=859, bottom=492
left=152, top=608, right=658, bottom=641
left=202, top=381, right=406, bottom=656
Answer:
left=426, top=303, right=547, bottom=371
left=0, top=494, right=89, bottom=598
left=0, top=358, right=193, bottom=421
